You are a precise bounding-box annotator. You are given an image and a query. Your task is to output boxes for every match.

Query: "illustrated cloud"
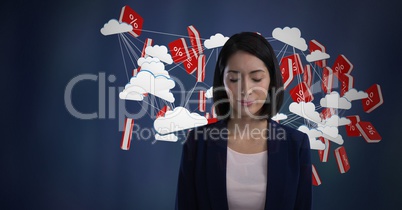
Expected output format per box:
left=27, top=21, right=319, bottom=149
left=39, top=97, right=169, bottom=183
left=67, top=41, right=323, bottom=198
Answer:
left=100, top=19, right=133, bottom=36
left=137, top=57, right=169, bottom=77
left=272, top=27, right=308, bottom=51
left=323, top=115, right=351, bottom=127
left=271, top=113, right=288, bottom=121
left=154, top=106, right=208, bottom=135
left=205, top=87, right=213, bottom=99
left=320, top=91, right=351, bottom=110
left=343, top=88, right=368, bottom=101
left=298, top=125, right=325, bottom=150
left=306, top=50, right=330, bottom=62
left=317, top=125, right=344, bottom=145
left=289, top=102, right=322, bottom=124
left=155, top=133, right=178, bottom=142
left=204, top=33, right=229, bottom=49
left=145, top=45, right=173, bottom=64
left=119, top=70, right=175, bottom=102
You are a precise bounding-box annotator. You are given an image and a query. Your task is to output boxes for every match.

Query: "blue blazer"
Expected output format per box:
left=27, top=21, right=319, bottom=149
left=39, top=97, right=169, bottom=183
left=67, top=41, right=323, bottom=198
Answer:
left=175, top=119, right=312, bottom=210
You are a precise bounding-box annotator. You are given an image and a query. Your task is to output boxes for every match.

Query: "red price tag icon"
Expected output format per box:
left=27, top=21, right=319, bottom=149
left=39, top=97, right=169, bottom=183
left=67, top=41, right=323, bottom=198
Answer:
left=183, top=48, right=198, bottom=74
left=168, top=38, right=190, bottom=63
left=334, top=146, right=350, bottom=174
left=121, top=118, right=134, bottom=150
left=321, top=67, right=334, bottom=93
left=356, top=121, right=382, bottom=143
left=337, top=73, right=354, bottom=97
left=280, top=58, right=294, bottom=89
left=312, top=164, right=322, bottom=186
left=309, top=40, right=327, bottom=68
left=332, top=54, right=353, bottom=76
left=345, top=115, right=361, bottom=137
left=280, top=53, right=304, bottom=76
left=290, top=82, right=314, bottom=103
left=197, top=54, right=206, bottom=82
left=318, top=137, right=330, bottom=162
left=141, top=38, right=153, bottom=57
left=303, top=65, right=312, bottom=88
left=362, top=84, right=383, bottom=113
left=119, top=5, right=144, bottom=37
left=199, top=90, right=206, bottom=112
left=187, top=25, right=203, bottom=55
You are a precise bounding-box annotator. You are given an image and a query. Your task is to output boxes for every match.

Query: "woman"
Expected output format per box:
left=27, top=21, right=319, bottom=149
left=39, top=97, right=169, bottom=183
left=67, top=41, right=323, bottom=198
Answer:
left=176, top=32, right=312, bottom=210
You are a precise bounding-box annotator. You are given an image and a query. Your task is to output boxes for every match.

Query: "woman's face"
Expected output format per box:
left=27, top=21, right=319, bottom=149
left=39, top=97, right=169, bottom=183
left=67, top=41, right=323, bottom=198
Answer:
left=223, top=50, right=271, bottom=119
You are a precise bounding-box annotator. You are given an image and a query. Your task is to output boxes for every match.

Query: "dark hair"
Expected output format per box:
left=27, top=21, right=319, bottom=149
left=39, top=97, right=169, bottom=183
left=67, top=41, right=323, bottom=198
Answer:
left=212, top=32, right=284, bottom=120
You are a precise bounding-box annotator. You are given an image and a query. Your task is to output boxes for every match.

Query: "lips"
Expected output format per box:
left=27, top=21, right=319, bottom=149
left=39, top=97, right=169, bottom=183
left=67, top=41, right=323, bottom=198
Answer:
left=238, top=100, right=254, bottom=106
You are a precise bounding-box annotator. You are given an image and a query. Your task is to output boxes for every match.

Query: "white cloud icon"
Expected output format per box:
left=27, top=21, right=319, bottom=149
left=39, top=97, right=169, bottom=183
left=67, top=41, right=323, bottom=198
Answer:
left=205, top=87, right=213, bottom=99
left=272, top=27, right=308, bottom=51
left=306, top=50, right=330, bottom=62
left=343, top=88, right=368, bottom=101
left=298, top=125, right=325, bottom=150
left=289, top=102, right=322, bottom=124
left=119, top=70, right=175, bottom=103
left=137, top=57, right=169, bottom=77
left=204, top=33, right=229, bottom=49
left=316, top=125, right=344, bottom=145
left=320, top=91, right=351, bottom=110
left=155, top=133, right=178, bottom=142
left=100, top=19, right=133, bottom=36
left=323, top=115, right=351, bottom=127
left=145, top=45, right=173, bottom=64
left=271, top=113, right=288, bottom=121
left=154, top=106, right=208, bottom=135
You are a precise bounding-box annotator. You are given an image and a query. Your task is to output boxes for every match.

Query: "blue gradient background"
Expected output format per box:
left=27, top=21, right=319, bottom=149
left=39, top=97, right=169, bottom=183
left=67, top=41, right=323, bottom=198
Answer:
left=1, top=0, right=401, bottom=209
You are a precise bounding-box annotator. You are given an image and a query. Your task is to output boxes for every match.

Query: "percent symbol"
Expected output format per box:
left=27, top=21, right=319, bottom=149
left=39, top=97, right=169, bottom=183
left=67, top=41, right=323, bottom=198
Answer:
left=173, top=47, right=183, bottom=56
left=367, top=125, right=375, bottom=135
left=296, top=90, right=304, bottom=102
left=335, top=63, right=344, bottom=72
left=129, top=14, right=138, bottom=28
left=186, top=58, right=193, bottom=68
left=366, top=92, right=374, bottom=105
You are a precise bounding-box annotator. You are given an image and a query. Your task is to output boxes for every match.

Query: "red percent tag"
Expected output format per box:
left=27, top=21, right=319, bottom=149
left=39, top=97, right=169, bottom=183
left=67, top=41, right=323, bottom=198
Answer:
left=362, top=84, right=383, bottom=113
left=321, top=67, right=334, bottom=94
left=280, top=53, right=304, bottom=76
left=156, top=106, right=170, bottom=119
left=345, top=115, right=361, bottom=137
left=121, top=118, right=134, bottom=150
left=187, top=25, right=203, bottom=55
left=197, top=54, right=205, bottom=82
left=199, top=90, right=206, bottom=112
left=290, top=82, right=314, bottom=103
left=141, top=38, right=153, bottom=58
left=183, top=48, right=198, bottom=74
left=312, top=164, right=322, bottom=186
left=280, top=57, right=294, bottom=89
left=332, top=54, right=353, bottom=76
left=119, top=5, right=144, bottom=37
left=303, top=65, right=312, bottom=88
left=334, top=146, right=350, bottom=173
left=309, top=40, right=327, bottom=68
left=168, top=38, right=190, bottom=63
left=355, top=121, right=382, bottom=143
left=318, top=137, right=330, bottom=162
left=338, top=73, right=354, bottom=97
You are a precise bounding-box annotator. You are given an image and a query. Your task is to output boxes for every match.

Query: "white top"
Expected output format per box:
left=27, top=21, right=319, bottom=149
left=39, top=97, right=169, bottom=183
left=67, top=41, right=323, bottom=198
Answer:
left=226, top=147, right=268, bottom=210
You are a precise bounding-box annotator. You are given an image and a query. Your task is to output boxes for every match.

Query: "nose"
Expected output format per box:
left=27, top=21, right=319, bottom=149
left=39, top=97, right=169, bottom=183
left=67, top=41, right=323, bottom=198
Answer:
left=241, top=77, right=251, bottom=96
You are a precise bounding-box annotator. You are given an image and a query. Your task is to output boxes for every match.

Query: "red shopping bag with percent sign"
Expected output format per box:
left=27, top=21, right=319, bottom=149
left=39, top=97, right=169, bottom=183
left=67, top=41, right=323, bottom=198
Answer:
left=168, top=38, right=190, bottom=63
left=280, top=58, right=294, bottom=89
left=197, top=54, right=206, bottom=82
left=303, top=65, right=312, bottom=88
left=312, top=164, right=322, bottom=186
left=280, top=53, right=304, bottom=76
left=337, top=73, right=354, bottom=97
left=187, top=25, right=204, bottom=55
left=121, top=118, right=134, bottom=150
left=362, top=84, right=383, bottom=113
left=309, top=40, right=327, bottom=68
left=332, top=54, right=353, bottom=76
left=355, top=121, right=382, bottom=143
left=290, top=82, right=314, bottom=103
left=119, top=5, right=144, bottom=37
left=318, top=137, right=330, bottom=162
left=141, top=38, right=153, bottom=58
left=334, top=146, right=350, bottom=173
left=345, top=115, right=361, bottom=137
left=321, top=67, right=334, bottom=94
left=183, top=48, right=198, bottom=74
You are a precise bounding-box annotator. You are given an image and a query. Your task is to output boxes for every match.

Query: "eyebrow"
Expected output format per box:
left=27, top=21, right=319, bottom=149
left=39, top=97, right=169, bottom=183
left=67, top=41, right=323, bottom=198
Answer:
left=226, top=69, right=266, bottom=74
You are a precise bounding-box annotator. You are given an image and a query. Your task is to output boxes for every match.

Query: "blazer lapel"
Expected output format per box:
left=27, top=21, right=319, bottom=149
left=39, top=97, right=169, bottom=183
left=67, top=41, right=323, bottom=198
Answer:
left=206, top=119, right=229, bottom=210
left=265, top=120, right=288, bottom=209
